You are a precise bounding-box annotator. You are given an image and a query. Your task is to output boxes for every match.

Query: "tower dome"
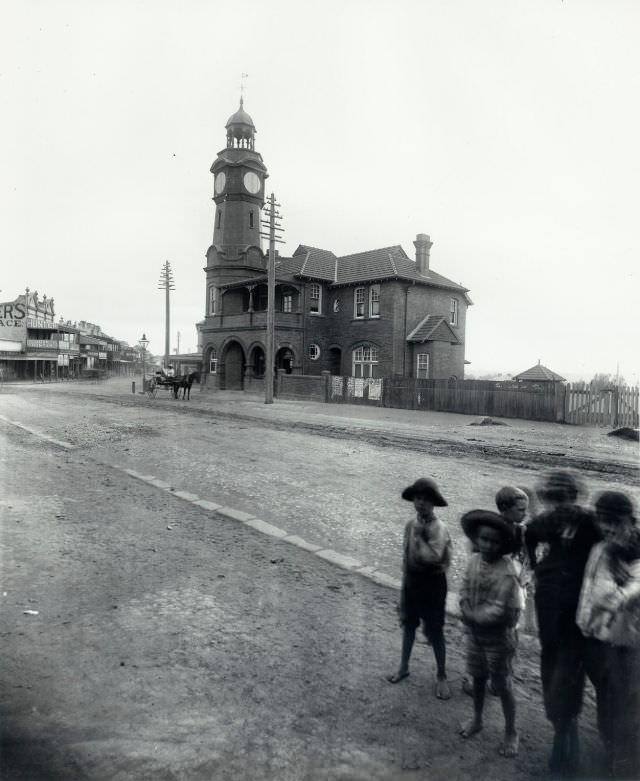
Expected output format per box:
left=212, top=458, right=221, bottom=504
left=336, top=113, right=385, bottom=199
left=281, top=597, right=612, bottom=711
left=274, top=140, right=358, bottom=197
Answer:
left=225, top=98, right=256, bottom=150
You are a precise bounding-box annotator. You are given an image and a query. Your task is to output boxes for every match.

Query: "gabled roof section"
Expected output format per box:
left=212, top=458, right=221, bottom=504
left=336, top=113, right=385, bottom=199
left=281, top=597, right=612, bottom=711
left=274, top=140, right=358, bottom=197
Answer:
left=407, top=315, right=461, bottom=344
left=292, top=245, right=337, bottom=281
left=513, top=363, right=566, bottom=382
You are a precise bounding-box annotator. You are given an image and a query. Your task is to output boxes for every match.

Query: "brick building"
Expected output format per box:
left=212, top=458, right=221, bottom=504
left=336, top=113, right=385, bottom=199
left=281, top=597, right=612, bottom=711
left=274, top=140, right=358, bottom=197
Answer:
left=197, top=102, right=472, bottom=391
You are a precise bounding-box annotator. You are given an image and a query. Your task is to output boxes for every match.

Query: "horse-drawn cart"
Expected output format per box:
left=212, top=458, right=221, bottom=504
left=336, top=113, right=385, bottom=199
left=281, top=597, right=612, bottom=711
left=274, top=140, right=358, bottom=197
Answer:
left=145, top=371, right=200, bottom=400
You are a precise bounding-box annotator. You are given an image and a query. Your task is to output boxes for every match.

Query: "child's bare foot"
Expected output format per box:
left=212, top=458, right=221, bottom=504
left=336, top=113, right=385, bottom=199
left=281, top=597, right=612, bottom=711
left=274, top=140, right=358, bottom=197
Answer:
left=461, top=676, right=473, bottom=696
left=460, top=717, right=483, bottom=738
left=435, top=678, right=451, bottom=699
left=498, top=732, right=519, bottom=758
left=387, top=670, right=409, bottom=684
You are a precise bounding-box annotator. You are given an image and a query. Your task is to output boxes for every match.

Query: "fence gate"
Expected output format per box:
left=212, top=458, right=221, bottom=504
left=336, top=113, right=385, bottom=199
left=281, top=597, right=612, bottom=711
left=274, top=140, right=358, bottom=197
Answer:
left=565, top=385, right=639, bottom=427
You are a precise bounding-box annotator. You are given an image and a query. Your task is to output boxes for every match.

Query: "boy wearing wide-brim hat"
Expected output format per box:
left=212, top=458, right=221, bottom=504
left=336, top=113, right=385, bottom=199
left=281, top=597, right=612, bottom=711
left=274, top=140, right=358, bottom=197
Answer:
left=459, top=510, right=524, bottom=758
left=387, top=478, right=452, bottom=699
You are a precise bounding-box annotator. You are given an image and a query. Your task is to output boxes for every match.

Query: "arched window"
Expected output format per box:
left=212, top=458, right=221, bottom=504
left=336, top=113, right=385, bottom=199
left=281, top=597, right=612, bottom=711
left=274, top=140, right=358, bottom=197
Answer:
left=352, top=344, right=379, bottom=378
left=208, top=286, right=217, bottom=315
left=209, top=349, right=218, bottom=374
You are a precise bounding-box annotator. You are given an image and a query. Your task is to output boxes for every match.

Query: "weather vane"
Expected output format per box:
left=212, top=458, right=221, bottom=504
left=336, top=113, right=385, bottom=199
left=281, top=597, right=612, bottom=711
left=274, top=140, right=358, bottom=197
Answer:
left=240, top=72, right=248, bottom=104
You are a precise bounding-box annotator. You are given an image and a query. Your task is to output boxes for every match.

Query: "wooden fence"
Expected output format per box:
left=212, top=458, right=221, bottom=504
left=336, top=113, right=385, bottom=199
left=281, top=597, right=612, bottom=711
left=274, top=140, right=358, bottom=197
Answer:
left=276, top=373, right=639, bottom=427
left=564, top=384, right=639, bottom=427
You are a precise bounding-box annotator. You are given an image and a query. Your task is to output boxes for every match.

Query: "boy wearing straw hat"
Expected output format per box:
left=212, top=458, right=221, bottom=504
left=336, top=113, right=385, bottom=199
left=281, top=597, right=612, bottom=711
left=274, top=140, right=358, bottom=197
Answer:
left=387, top=478, right=452, bottom=699
left=459, top=510, right=524, bottom=758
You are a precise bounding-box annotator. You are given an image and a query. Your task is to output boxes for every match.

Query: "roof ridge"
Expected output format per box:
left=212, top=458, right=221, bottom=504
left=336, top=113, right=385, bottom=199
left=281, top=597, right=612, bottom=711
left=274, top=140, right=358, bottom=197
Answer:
left=387, top=252, right=398, bottom=275
left=300, top=251, right=311, bottom=275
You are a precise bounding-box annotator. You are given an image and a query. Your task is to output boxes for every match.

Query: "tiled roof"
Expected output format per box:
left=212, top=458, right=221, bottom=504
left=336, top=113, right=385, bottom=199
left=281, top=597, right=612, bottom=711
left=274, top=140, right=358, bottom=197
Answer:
left=292, top=245, right=337, bottom=281
left=407, top=315, right=461, bottom=344
left=292, top=242, right=470, bottom=296
left=513, top=363, right=566, bottom=382
left=215, top=241, right=471, bottom=298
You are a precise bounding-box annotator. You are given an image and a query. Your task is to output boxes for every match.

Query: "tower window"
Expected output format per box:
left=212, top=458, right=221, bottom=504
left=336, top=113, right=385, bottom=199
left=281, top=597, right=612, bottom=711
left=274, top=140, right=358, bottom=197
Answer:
left=209, top=348, right=218, bottom=374
left=309, top=283, right=322, bottom=314
left=249, top=211, right=254, bottom=229
left=209, top=286, right=217, bottom=315
left=217, top=210, right=222, bottom=228
left=450, top=298, right=458, bottom=326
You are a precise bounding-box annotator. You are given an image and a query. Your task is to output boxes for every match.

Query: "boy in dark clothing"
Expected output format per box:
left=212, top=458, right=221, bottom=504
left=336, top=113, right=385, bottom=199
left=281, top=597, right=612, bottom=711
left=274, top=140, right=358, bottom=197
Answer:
left=459, top=510, right=523, bottom=758
left=387, top=478, right=452, bottom=699
left=524, top=470, right=600, bottom=777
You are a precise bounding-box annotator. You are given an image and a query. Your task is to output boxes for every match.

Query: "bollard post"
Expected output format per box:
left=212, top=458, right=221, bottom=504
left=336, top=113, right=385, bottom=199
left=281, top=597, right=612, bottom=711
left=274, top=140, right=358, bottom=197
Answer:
left=132, top=381, right=135, bottom=394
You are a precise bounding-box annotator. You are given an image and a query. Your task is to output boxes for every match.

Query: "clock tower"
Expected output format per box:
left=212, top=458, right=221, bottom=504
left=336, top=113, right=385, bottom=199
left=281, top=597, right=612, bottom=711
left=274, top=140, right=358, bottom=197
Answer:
left=205, top=99, right=269, bottom=295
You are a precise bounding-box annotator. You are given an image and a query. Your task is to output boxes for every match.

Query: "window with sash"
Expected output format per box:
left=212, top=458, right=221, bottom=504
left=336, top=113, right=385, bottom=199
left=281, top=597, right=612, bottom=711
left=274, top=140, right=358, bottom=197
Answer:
left=416, top=353, right=429, bottom=379
left=369, top=284, right=380, bottom=317
left=310, top=283, right=322, bottom=314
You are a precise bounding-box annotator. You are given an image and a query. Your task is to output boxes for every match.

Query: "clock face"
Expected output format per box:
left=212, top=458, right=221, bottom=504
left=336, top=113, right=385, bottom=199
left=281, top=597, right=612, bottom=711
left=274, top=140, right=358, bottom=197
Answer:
left=243, top=171, right=261, bottom=194
left=214, top=172, right=226, bottom=194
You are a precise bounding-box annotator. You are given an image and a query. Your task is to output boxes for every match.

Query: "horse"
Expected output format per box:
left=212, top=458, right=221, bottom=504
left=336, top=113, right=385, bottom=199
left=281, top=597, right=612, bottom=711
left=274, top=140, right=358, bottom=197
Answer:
left=172, top=371, right=200, bottom=400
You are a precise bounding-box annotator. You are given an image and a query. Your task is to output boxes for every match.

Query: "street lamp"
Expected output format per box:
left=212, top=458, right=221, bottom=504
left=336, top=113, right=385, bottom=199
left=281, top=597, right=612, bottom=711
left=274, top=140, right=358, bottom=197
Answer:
left=139, top=333, right=149, bottom=389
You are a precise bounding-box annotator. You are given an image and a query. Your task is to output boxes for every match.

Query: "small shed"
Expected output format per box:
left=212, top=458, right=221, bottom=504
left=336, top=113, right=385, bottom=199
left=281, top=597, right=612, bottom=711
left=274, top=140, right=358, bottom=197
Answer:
left=513, top=361, right=566, bottom=383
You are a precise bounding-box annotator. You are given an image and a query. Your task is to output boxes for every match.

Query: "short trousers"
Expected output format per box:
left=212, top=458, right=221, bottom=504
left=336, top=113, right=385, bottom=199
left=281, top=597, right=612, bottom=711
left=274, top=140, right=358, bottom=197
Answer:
left=466, top=628, right=517, bottom=685
left=398, top=571, right=447, bottom=638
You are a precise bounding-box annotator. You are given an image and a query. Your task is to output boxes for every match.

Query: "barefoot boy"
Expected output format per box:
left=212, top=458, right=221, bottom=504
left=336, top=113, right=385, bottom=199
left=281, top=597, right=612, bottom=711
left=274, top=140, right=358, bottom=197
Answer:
left=459, top=510, right=524, bottom=757
left=387, top=478, right=452, bottom=699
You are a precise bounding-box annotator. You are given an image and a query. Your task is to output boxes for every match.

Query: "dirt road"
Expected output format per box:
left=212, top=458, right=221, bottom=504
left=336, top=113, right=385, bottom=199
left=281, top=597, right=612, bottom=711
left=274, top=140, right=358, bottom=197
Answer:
left=1, top=381, right=636, bottom=779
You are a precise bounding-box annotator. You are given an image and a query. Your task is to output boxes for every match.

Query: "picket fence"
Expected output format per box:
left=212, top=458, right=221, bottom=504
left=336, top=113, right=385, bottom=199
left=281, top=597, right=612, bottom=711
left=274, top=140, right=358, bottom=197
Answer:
left=276, top=373, right=639, bottom=427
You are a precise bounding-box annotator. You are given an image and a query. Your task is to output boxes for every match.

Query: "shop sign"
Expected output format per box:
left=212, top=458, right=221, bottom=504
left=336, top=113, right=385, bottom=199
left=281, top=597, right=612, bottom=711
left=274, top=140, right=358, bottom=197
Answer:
left=0, top=301, right=27, bottom=342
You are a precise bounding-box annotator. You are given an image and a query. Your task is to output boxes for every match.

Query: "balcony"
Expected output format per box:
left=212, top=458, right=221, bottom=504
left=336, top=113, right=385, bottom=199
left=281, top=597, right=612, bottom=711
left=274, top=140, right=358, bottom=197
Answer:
left=27, top=340, right=80, bottom=352
left=204, top=311, right=303, bottom=329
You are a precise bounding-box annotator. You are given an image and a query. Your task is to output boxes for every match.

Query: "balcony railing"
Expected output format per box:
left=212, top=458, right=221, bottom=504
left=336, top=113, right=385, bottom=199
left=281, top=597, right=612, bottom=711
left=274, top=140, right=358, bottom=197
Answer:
left=205, top=311, right=303, bottom=328
left=27, top=340, right=80, bottom=352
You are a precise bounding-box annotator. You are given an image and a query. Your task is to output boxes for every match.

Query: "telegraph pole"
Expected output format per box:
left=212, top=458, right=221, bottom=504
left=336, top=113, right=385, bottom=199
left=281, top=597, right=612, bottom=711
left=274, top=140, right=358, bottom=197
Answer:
left=157, top=261, right=175, bottom=370
left=260, top=194, right=285, bottom=404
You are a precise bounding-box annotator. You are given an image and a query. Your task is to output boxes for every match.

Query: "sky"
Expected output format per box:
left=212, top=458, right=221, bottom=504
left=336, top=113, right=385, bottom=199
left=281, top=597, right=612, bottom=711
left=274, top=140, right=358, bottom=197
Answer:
left=1, top=0, right=638, bottom=383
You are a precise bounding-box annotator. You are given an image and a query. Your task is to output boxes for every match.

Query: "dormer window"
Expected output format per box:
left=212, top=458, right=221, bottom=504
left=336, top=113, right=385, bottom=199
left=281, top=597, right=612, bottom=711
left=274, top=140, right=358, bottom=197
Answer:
left=310, top=283, right=322, bottom=314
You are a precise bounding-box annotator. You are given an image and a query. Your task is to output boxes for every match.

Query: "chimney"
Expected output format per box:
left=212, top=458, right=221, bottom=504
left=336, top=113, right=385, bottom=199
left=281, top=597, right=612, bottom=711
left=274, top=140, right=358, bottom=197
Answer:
left=413, top=233, right=433, bottom=275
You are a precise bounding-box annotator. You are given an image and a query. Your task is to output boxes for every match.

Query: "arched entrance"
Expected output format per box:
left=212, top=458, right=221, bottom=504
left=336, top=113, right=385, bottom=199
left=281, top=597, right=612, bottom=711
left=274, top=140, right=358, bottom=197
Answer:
left=329, top=347, right=342, bottom=375
left=223, top=341, right=245, bottom=390
left=276, top=346, right=295, bottom=374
